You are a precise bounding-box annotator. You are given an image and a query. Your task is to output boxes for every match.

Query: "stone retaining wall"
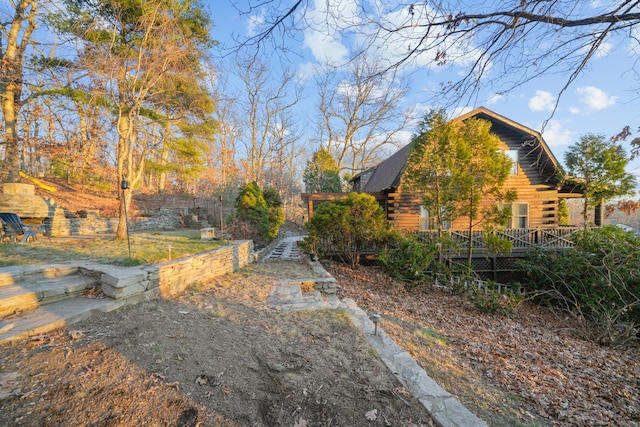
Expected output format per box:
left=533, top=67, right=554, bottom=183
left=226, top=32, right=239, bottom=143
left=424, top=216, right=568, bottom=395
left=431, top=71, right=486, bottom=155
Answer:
left=47, top=208, right=188, bottom=236
left=127, top=240, right=253, bottom=298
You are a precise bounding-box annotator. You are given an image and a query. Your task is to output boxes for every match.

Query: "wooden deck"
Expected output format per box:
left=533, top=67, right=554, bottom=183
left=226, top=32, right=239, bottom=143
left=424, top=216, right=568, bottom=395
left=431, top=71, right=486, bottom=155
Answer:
left=319, top=227, right=586, bottom=279
left=416, top=227, right=582, bottom=252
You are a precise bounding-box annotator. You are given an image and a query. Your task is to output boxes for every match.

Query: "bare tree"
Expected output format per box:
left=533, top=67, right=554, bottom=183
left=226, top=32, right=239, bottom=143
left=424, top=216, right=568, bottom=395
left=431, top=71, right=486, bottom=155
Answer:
left=315, top=57, right=412, bottom=177
left=238, top=1, right=640, bottom=112
left=205, top=74, right=242, bottom=194
left=235, top=55, right=302, bottom=185
left=262, top=107, right=305, bottom=217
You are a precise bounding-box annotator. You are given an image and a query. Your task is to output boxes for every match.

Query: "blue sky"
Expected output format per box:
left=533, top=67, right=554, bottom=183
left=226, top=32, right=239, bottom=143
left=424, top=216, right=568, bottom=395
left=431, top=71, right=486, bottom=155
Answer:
left=206, top=1, right=640, bottom=175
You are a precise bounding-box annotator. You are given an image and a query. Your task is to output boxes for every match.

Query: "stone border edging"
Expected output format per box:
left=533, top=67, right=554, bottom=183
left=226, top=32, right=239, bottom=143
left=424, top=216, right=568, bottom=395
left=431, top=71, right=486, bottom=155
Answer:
left=302, top=258, right=488, bottom=427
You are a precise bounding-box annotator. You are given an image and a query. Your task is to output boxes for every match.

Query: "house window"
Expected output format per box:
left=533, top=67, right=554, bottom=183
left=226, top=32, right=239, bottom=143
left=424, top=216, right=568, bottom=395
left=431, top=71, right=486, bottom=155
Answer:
left=497, top=149, right=519, bottom=175
left=505, top=149, right=519, bottom=175
left=509, top=202, right=529, bottom=229
left=419, top=206, right=432, bottom=230
left=420, top=206, right=451, bottom=230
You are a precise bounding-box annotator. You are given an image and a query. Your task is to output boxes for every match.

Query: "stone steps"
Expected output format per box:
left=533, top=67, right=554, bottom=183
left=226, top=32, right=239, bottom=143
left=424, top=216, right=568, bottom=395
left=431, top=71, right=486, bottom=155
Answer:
left=0, top=297, right=125, bottom=345
left=0, top=264, right=126, bottom=345
left=0, top=274, right=99, bottom=318
left=0, top=264, right=81, bottom=288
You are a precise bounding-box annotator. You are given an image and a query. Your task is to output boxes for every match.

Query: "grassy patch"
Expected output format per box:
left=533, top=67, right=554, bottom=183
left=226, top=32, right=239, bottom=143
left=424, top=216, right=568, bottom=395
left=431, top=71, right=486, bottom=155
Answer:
left=0, top=229, right=225, bottom=266
left=415, top=327, right=449, bottom=345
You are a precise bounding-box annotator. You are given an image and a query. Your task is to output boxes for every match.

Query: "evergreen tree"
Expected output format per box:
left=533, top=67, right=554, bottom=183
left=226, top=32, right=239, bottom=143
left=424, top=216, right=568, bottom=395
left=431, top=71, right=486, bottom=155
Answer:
left=303, top=147, right=342, bottom=192
left=50, top=0, right=213, bottom=239
left=403, top=109, right=464, bottom=234
left=235, top=181, right=270, bottom=245
left=263, top=186, right=285, bottom=240
left=304, top=192, right=391, bottom=268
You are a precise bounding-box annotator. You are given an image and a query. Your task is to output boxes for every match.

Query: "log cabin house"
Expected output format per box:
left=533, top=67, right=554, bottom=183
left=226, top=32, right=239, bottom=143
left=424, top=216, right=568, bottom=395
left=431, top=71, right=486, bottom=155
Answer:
left=303, top=107, right=584, bottom=237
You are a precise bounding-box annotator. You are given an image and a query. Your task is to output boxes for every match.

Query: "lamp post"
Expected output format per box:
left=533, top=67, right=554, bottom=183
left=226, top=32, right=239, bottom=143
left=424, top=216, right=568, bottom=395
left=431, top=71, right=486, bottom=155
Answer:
left=121, top=176, right=132, bottom=260
left=219, top=195, right=224, bottom=239
left=370, top=313, right=382, bottom=336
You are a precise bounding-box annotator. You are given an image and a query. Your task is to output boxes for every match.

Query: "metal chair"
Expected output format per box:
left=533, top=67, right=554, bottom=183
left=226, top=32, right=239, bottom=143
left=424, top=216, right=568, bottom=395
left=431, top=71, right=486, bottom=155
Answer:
left=0, top=213, right=47, bottom=243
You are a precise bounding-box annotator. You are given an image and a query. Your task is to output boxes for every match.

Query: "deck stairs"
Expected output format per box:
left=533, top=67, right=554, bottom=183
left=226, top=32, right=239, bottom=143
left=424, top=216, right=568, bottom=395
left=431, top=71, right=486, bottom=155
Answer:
left=0, top=264, right=124, bottom=345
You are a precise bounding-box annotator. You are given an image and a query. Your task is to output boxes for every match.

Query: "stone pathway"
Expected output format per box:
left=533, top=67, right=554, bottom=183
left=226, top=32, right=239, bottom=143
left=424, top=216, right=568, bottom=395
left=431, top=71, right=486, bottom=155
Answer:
left=263, top=242, right=488, bottom=427
left=261, top=235, right=304, bottom=260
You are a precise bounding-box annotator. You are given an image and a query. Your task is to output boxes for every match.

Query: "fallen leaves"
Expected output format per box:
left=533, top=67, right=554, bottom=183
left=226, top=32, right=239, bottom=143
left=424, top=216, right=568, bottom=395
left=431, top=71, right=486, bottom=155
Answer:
left=68, top=330, right=84, bottom=340
left=83, top=287, right=104, bottom=299
left=328, top=263, right=640, bottom=426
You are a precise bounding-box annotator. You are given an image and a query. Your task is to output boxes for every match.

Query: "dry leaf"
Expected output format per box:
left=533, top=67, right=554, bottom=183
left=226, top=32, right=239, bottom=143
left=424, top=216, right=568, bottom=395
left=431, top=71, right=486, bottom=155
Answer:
left=365, top=409, right=378, bottom=421
left=78, top=367, right=94, bottom=378
left=327, top=263, right=640, bottom=427
left=293, top=418, right=308, bottom=427
left=195, top=375, right=208, bottom=386
left=69, top=330, right=83, bottom=340
left=150, top=372, right=166, bottom=381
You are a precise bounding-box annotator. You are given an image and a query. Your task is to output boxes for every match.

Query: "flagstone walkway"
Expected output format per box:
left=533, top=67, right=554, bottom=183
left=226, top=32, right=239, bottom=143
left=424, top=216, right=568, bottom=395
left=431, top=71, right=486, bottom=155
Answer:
left=262, top=237, right=488, bottom=427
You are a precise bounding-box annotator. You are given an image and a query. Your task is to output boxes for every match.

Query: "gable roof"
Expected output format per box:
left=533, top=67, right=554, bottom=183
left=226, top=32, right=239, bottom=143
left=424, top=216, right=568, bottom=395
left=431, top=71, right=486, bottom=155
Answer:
left=355, top=106, right=561, bottom=193
left=456, top=106, right=561, bottom=170
left=358, top=144, right=411, bottom=193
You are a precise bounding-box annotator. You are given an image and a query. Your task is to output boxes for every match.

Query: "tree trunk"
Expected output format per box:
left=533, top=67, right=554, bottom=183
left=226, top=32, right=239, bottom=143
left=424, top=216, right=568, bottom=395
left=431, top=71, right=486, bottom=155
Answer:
left=2, top=88, right=20, bottom=182
left=115, top=111, right=133, bottom=240
left=594, top=200, right=604, bottom=227
left=1, top=0, right=37, bottom=182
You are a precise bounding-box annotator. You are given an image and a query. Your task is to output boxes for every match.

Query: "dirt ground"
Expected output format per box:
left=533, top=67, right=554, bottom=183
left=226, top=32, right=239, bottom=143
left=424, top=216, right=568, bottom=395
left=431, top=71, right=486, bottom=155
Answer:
left=0, top=260, right=433, bottom=427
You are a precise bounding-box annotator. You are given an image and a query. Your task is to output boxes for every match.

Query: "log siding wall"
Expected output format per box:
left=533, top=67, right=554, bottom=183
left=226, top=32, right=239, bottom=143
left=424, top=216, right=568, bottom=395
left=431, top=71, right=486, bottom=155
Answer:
left=388, top=121, right=561, bottom=231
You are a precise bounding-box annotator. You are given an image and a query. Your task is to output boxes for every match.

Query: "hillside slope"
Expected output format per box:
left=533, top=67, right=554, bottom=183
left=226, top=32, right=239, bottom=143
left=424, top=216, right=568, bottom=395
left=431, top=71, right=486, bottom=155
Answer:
left=24, top=178, right=200, bottom=217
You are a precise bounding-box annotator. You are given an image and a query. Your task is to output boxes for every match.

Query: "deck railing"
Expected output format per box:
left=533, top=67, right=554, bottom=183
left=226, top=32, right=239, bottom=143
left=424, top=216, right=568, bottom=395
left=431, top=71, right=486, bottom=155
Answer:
left=416, top=227, right=584, bottom=251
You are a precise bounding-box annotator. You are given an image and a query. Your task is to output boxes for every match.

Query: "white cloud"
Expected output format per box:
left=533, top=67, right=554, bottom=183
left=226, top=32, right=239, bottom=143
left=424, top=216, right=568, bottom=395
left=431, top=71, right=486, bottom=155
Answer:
left=350, top=4, right=480, bottom=72
left=578, top=38, right=613, bottom=59
left=302, top=0, right=358, bottom=64
left=576, top=86, right=617, bottom=110
left=541, top=119, right=575, bottom=148
left=569, top=107, right=581, bottom=114
left=528, top=90, right=556, bottom=112
left=486, top=93, right=504, bottom=105
left=303, top=31, right=349, bottom=64
left=393, top=130, right=413, bottom=146
left=594, top=41, right=613, bottom=58
left=451, top=106, right=473, bottom=118
left=246, top=11, right=265, bottom=37
left=297, top=62, right=318, bottom=82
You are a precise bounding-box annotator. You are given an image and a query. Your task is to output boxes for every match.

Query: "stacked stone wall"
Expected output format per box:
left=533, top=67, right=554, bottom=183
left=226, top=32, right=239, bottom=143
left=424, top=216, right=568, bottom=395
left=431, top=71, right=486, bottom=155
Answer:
left=47, top=208, right=184, bottom=236
left=141, top=240, right=253, bottom=298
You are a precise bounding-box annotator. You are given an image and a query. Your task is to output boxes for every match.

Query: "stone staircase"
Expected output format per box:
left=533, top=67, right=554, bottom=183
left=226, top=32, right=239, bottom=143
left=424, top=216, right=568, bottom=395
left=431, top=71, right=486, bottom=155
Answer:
left=0, top=264, right=125, bottom=345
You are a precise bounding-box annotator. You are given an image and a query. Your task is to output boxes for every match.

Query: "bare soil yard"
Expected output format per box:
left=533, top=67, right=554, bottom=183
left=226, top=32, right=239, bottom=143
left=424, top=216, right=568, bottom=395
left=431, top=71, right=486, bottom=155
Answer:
left=0, top=261, right=433, bottom=426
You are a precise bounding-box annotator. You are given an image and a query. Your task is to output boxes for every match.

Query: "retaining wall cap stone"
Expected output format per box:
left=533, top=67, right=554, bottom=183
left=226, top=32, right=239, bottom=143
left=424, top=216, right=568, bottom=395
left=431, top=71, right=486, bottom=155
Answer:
left=99, top=267, right=148, bottom=287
